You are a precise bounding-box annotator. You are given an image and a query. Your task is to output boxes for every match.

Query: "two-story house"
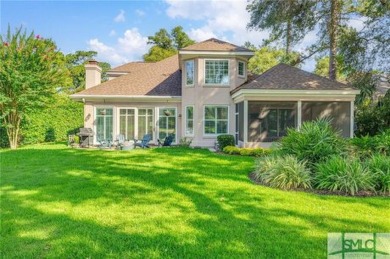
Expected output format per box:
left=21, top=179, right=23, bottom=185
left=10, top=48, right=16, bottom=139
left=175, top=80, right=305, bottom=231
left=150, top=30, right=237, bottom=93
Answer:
left=71, top=38, right=360, bottom=147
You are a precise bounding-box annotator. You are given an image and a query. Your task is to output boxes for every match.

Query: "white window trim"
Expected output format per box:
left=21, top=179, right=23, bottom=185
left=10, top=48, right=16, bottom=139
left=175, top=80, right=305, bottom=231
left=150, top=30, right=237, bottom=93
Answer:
left=203, top=105, right=229, bottom=136
left=204, top=59, right=230, bottom=86
left=238, top=60, right=245, bottom=78
left=157, top=107, right=178, bottom=143
left=185, top=105, right=194, bottom=137
left=116, top=107, right=154, bottom=141
left=94, top=106, right=115, bottom=144
left=185, top=60, right=195, bottom=87
left=117, top=107, right=137, bottom=141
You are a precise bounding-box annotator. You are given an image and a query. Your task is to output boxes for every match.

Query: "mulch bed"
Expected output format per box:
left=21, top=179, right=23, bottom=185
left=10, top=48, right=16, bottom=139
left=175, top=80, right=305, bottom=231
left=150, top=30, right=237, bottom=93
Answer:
left=248, top=172, right=389, bottom=197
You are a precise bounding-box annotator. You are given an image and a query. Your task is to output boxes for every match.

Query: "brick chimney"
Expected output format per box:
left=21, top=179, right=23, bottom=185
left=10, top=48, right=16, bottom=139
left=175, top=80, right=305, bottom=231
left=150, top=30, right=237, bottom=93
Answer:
left=85, top=60, right=102, bottom=89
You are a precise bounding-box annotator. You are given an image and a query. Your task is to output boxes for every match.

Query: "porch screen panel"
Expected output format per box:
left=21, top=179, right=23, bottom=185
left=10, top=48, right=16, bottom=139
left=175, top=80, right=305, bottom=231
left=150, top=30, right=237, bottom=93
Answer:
left=96, top=108, right=113, bottom=141
left=236, top=102, right=244, bottom=141
left=302, top=102, right=351, bottom=137
left=248, top=102, right=296, bottom=142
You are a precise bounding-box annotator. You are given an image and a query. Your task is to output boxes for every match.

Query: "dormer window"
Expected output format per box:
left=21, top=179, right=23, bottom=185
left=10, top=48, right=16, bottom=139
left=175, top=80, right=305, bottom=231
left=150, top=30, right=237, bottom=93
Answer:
left=238, top=61, right=245, bottom=77
left=185, top=60, right=194, bottom=86
left=205, top=60, right=229, bottom=85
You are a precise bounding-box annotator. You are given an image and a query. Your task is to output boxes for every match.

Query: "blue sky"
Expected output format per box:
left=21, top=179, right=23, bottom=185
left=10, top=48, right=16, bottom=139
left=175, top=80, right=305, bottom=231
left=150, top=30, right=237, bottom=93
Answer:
left=1, top=0, right=326, bottom=70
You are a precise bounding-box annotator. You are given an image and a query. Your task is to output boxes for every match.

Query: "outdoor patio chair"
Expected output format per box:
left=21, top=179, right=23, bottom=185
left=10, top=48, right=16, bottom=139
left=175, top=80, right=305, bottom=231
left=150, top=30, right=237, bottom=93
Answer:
left=134, top=134, right=152, bottom=148
left=158, top=134, right=174, bottom=147
left=114, top=134, right=125, bottom=149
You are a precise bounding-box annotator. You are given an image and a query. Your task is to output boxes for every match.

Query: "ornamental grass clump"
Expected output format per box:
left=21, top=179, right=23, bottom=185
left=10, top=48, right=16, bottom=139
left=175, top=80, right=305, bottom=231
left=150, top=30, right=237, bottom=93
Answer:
left=315, top=156, right=376, bottom=195
left=255, top=155, right=312, bottom=190
left=279, top=118, right=346, bottom=169
left=367, top=155, right=390, bottom=194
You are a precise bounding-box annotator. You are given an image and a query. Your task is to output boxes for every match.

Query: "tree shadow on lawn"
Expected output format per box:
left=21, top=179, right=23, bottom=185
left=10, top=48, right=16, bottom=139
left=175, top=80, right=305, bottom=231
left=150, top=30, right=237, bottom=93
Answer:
left=1, top=146, right=389, bottom=258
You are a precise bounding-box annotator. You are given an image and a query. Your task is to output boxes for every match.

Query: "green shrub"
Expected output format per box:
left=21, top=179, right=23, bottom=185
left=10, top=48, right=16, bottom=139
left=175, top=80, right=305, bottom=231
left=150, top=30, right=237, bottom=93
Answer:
left=217, top=134, right=235, bottom=151
left=375, top=130, right=390, bottom=156
left=349, top=135, right=379, bottom=158
left=222, top=146, right=269, bottom=157
left=279, top=118, right=346, bottom=169
left=350, top=130, right=390, bottom=158
left=315, top=156, right=376, bottom=195
left=254, top=155, right=312, bottom=190
left=367, top=155, right=390, bottom=194
left=223, top=146, right=240, bottom=155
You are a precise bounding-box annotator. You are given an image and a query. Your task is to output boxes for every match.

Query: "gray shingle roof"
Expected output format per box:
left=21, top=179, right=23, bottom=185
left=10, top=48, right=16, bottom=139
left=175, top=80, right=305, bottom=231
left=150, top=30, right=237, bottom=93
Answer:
left=76, top=55, right=181, bottom=96
left=181, top=38, right=252, bottom=52
left=232, top=63, right=354, bottom=94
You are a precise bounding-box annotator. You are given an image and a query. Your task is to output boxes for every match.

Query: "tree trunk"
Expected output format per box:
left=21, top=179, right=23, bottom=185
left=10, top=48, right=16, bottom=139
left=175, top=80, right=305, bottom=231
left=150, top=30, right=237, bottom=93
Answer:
left=329, top=0, right=340, bottom=80
left=286, top=20, right=292, bottom=56
left=5, top=112, right=21, bottom=149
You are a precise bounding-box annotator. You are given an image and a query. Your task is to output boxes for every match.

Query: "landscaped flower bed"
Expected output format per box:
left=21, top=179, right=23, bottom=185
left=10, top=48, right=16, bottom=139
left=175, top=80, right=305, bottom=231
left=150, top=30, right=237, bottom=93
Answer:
left=248, top=119, right=390, bottom=196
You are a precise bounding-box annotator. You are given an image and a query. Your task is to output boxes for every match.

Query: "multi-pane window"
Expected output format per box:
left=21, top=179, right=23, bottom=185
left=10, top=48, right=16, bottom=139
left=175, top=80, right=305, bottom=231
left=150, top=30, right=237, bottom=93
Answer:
left=185, top=60, right=194, bottom=86
left=119, top=109, right=135, bottom=140
left=238, top=61, right=245, bottom=77
left=138, top=109, right=153, bottom=139
left=204, top=106, right=228, bottom=134
left=159, top=108, right=176, bottom=141
left=205, top=60, right=229, bottom=85
left=185, top=106, right=194, bottom=136
left=96, top=108, right=113, bottom=141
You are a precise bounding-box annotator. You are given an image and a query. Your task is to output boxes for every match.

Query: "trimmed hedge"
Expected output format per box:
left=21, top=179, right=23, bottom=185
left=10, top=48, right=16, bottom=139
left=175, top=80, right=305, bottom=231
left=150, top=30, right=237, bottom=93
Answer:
left=217, top=134, right=235, bottom=151
left=20, top=94, right=83, bottom=145
left=223, top=146, right=271, bottom=157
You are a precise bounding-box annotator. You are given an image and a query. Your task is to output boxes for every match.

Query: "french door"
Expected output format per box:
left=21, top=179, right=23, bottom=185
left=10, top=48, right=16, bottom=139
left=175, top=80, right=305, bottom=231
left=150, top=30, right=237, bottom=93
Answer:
left=158, top=108, right=176, bottom=142
left=118, top=108, right=153, bottom=140
left=96, top=108, right=113, bottom=141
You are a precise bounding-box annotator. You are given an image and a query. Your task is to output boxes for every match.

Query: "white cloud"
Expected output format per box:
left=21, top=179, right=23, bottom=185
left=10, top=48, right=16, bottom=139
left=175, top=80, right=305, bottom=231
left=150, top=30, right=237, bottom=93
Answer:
left=135, top=9, right=145, bottom=17
left=118, top=28, right=148, bottom=55
left=114, top=10, right=125, bottom=23
left=109, top=30, right=116, bottom=37
left=347, top=17, right=368, bottom=31
left=165, top=0, right=269, bottom=46
left=87, top=28, right=148, bottom=67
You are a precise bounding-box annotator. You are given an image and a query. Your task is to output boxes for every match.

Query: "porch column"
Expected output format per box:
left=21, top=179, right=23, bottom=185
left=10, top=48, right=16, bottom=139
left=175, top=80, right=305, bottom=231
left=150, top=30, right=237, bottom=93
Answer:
left=350, top=101, right=354, bottom=138
left=243, top=100, right=248, bottom=145
left=297, top=100, right=302, bottom=130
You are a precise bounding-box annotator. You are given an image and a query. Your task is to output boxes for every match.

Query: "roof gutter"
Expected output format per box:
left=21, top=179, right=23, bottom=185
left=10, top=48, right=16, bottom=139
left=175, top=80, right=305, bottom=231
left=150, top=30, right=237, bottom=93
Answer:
left=178, top=50, right=254, bottom=56
left=70, top=94, right=182, bottom=103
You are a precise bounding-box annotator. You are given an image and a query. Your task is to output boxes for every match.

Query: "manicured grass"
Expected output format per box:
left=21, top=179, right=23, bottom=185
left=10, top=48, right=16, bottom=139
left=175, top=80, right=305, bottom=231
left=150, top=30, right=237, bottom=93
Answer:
left=1, top=144, right=389, bottom=258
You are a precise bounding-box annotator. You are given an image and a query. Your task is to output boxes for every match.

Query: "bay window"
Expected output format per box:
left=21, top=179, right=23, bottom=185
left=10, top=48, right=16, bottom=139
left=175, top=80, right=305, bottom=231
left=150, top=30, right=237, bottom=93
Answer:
left=204, top=106, right=228, bottom=135
left=205, top=60, right=229, bottom=85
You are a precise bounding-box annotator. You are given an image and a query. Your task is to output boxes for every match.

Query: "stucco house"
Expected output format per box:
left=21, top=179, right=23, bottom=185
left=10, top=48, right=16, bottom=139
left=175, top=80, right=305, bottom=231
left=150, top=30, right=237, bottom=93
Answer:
left=71, top=38, right=360, bottom=147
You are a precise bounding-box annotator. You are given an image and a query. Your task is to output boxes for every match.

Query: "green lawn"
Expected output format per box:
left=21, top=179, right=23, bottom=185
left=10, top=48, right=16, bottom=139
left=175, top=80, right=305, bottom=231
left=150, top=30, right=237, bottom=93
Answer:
left=1, top=144, right=389, bottom=258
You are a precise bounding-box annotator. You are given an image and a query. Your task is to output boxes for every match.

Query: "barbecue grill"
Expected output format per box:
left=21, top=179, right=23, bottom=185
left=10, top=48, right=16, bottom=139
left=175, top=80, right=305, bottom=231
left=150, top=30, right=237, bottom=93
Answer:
left=77, top=128, right=94, bottom=147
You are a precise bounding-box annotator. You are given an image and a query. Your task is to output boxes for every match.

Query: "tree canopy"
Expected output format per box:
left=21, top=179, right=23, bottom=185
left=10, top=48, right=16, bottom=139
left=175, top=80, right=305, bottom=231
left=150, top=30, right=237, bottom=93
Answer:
left=247, top=0, right=390, bottom=82
left=65, top=50, right=111, bottom=92
left=143, top=26, right=195, bottom=62
left=0, top=26, right=71, bottom=149
left=247, top=45, right=300, bottom=74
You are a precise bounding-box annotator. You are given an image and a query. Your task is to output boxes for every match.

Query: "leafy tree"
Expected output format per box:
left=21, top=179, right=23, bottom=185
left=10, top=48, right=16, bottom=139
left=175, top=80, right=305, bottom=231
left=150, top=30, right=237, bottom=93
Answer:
left=247, top=0, right=389, bottom=81
left=248, top=46, right=300, bottom=74
left=65, top=50, right=111, bottom=92
left=314, top=56, right=347, bottom=82
left=0, top=26, right=70, bottom=149
left=247, top=0, right=316, bottom=55
left=171, top=26, right=195, bottom=49
left=144, top=26, right=195, bottom=62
